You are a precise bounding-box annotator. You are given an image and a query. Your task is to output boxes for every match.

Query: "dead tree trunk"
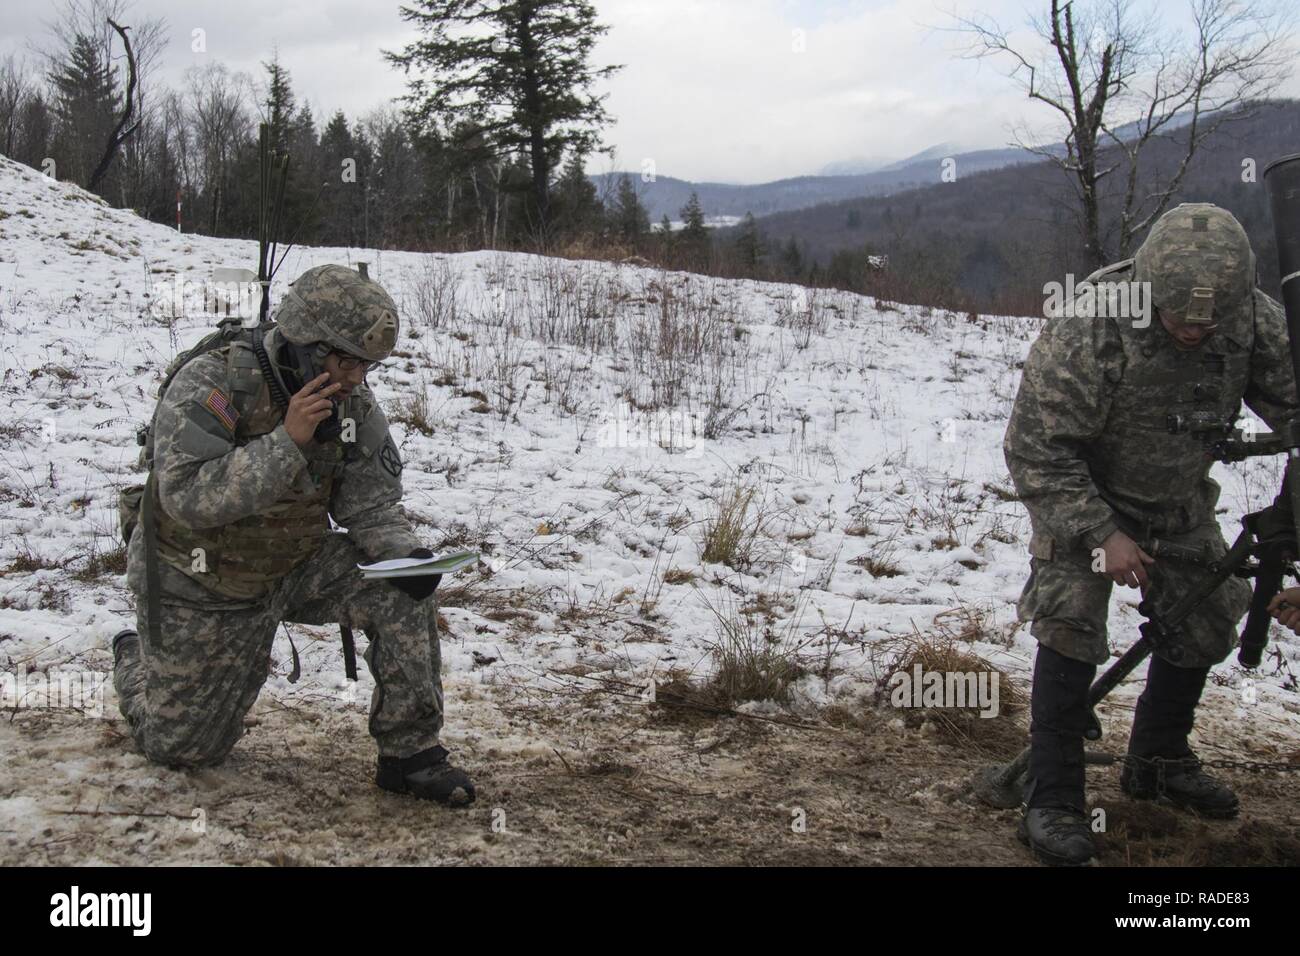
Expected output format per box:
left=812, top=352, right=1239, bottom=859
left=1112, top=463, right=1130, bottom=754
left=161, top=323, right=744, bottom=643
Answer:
left=87, top=19, right=140, bottom=193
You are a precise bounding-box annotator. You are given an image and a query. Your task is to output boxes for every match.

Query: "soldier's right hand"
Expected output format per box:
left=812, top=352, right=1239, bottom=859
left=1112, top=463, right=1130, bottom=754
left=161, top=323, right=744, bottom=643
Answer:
left=1266, top=587, right=1300, bottom=634
left=1098, top=530, right=1155, bottom=589
left=284, top=373, right=342, bottom=448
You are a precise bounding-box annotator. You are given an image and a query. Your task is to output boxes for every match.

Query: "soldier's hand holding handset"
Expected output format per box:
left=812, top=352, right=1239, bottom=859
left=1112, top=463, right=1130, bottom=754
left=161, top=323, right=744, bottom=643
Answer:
left=284, top=372, right=342, bottom=448
left=1266, top=587, right=1300, bottom=634
left=1098, top=529, right=1155, bottom=589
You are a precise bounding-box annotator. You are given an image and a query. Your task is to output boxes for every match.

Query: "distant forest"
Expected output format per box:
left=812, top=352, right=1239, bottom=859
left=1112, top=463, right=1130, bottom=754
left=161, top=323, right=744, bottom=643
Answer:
left=0, top=48, right=621, bottom=254
left=733, top=100, right=1300, bottom=316
left=2, top=2, right=1296, bottom=318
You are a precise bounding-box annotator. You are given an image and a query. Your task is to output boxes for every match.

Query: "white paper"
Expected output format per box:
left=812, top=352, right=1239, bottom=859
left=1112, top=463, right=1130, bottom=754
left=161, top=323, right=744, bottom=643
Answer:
left=357, top=550, right=480, bottom=578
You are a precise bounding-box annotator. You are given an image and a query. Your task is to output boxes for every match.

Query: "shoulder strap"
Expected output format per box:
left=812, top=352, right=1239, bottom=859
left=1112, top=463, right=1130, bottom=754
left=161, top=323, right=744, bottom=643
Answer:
left=141, top=471, right=162, bottom=651
left=1084, top=258, right=1135, bottom=284
left=227, top=335, right=270, bottom=423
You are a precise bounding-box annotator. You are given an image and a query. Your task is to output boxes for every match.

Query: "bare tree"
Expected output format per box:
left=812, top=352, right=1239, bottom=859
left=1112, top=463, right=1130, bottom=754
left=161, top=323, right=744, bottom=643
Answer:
left=0, top=54, right=34, bottom=158
left=86, top=18, right=138, bottom=191
left=360, top=106, right=419, bottom=247
left=36, top=0, right=167, bottom=192
left=953, top=0, right=1294, bottom=268
left=39, top=1, right=165, bottom=88
left=37, top=0, right=167, bottom=120
left=158, top=86, right=194, bottom=194
left=186, top=62, right=254, bottom=233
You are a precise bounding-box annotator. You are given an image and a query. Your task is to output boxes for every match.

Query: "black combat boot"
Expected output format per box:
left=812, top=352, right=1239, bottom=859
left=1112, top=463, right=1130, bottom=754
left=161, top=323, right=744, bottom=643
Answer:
left=376, top=745, right=476, bottom=807
left=1120, top=655, right=1238, bottom=819
left=1018, top=645, right=1098, bottom=866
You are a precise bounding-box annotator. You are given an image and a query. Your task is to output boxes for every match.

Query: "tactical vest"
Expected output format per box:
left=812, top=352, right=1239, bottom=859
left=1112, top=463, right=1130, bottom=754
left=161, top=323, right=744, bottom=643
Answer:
left=1083, top=262, right=1255, bottom=535
left=150, top=337, right=351, bottom=601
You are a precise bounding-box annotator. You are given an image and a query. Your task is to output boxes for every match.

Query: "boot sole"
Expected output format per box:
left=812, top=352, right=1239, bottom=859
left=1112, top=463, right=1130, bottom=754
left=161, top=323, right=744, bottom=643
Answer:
left=1017, top=819, right=1096, bottom=867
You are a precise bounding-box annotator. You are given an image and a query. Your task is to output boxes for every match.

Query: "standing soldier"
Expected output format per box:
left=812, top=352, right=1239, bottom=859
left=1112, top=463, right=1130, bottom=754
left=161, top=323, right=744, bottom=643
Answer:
left=113, top=264, right=475, bottom=806
left=1004, top=204, right=1296, bottom=865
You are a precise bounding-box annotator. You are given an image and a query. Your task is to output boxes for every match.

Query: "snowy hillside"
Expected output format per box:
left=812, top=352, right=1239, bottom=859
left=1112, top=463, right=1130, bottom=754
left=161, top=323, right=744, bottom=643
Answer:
left=1, top=154, right=1297, bottom=864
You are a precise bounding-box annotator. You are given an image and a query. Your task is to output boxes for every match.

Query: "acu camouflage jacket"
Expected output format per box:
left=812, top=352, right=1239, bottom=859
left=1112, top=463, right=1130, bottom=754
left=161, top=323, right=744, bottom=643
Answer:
left=1004, top=261, right=1297, bottom=559
left=126, top=328, right=423, bottom=608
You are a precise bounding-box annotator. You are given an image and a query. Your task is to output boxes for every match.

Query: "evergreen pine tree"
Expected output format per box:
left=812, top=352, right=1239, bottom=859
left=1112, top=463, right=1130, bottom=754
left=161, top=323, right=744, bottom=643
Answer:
left=612, top=174, right=649, bottom=246
left=48, top=33, right=117, bottom=186
left=780, top=236, right=804, bottom=278
left=319, top=109, right=361, bottom=246
left=262, top=54, right=295, bottom=152
left=552, top=150, right=603, bottom=242
left=734, top=212, right=766, bottom=274
left=678, top=191, right=710, bottom=268
left=387, top=0, right=622, bottom=244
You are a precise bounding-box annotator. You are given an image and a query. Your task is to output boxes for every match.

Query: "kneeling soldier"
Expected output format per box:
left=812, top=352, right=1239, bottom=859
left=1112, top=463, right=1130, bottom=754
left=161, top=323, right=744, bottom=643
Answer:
left=1004, top=204, right=1296, bottom=864
left=113, top=264, right=474, bottom=805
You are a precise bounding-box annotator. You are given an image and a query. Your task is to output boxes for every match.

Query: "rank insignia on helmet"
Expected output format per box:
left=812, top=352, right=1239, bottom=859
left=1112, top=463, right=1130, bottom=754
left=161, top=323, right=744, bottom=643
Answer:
left=203, top=388, right=240, bottom=434
left=1186, top=287, right=1216, bottom=324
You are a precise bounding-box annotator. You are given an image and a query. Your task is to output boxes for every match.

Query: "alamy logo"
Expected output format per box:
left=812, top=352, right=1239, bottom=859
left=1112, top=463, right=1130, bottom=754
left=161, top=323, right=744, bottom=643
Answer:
left=1042, top=275, right=1151, bottom=328
left=889, top=664, right=1000, bottom=718
left=49, top=886, right=151, bottom=936
left=1, top=666, right=107, bottom=718
left=149, top=273, right=262, bottom=321
left=595, top=401, right=704, bottom=457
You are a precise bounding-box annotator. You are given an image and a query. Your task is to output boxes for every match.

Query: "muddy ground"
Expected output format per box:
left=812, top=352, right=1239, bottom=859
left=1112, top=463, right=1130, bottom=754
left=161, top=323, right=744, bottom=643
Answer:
left=4, top=662, right=1299, bottom=867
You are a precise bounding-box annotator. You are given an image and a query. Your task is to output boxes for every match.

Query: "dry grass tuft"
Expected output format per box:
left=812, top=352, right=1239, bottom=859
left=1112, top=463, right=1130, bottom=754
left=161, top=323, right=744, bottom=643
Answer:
left=868, top=611, right=1025, bottom=755
left=72, top=543, right=128, bottom=582
left=387, top=375, right=436, bottom=436
left=699, top=587, right=809, bottom=706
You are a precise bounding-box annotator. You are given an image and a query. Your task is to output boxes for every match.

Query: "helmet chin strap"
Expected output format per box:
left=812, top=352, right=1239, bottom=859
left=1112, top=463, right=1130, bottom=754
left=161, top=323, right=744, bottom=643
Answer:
left=278, top=338, right=332, bottom=389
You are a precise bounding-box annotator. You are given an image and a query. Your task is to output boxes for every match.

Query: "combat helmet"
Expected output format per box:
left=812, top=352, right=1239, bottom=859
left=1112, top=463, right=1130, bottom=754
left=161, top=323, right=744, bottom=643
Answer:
left=1132, top=203, right=1256, bottom=326
left=274, top=264, right=400, bottom=362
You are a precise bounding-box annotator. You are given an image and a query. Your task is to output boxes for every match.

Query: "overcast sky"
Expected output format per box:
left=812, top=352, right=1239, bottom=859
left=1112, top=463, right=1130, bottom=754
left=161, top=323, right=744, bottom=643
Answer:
left=3, top=0, right=1297, bottom=184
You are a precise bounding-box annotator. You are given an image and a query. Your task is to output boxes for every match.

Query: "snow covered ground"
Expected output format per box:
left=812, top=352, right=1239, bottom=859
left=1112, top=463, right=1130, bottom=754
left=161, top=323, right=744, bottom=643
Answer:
left=1, top=154, right=1297, bottom=864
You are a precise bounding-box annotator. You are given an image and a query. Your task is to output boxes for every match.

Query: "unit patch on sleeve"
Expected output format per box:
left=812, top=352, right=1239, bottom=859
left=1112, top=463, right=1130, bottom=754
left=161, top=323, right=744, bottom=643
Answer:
left=379, top=437, right=403, bottom=477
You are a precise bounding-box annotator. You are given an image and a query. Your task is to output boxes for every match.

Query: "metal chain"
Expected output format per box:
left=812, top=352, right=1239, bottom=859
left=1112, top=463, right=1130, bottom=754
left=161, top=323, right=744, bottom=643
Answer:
left=1202, top=757, right=1300, bottom=774
left=1091, top=752, right=1300, bottom=775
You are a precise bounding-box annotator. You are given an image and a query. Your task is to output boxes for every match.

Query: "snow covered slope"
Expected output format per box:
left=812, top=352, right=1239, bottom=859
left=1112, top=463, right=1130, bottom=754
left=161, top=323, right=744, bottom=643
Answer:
left=0, top=153, right=1296, bottom=817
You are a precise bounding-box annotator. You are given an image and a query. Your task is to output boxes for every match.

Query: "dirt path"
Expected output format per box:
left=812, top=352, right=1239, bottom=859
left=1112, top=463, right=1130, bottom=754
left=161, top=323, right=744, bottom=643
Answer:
left=4, top=670, right=1298, bottom=866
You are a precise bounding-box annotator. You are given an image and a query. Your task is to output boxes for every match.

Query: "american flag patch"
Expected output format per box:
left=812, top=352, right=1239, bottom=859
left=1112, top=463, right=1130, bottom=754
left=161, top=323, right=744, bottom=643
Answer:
left=203, top=388, right=239, bottom=433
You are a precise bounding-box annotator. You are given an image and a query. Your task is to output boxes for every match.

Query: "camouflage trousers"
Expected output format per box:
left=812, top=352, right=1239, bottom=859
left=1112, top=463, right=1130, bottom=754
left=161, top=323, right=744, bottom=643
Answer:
left=114, top=531, right=444, bottom=767
left=1017, top=521, right=1251, bottom=668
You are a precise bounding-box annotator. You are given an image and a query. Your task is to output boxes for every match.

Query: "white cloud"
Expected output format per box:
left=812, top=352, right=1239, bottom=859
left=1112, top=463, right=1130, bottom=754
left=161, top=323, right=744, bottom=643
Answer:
left=4, top=0, right=1296, bottom=184
left=587, top=0, right=1070, bottom=182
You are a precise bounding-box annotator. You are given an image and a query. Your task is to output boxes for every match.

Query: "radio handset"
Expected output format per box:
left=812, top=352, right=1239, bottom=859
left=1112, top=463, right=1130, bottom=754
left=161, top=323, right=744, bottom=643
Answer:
left=284, top=342, right=344, bottom=442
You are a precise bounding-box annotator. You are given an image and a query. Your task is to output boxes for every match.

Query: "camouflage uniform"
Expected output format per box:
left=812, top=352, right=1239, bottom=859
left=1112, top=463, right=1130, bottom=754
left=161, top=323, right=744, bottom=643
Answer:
left=1005, top=204, right=1295, bottom=858
left=1006, top=209, right=1295, bottom=669
left=114, top=267, right=444, bottom=768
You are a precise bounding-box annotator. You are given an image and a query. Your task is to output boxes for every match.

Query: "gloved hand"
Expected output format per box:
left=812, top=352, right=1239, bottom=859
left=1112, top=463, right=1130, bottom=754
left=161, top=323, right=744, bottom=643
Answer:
left=388, top=548, right=442, bottom=602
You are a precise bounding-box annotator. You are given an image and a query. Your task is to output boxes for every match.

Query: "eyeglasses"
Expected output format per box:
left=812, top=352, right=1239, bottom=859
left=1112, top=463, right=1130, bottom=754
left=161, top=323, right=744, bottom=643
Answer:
left=332, top=351, right=379, bottom=373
